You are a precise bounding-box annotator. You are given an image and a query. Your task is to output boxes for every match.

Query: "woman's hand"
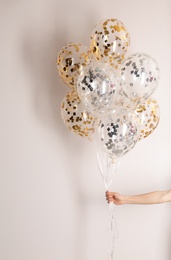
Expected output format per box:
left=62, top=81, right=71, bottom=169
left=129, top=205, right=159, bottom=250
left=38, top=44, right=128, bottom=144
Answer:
left=105, top=191, right=126, bottom=205
left=106, top=190, right=171, bottom=205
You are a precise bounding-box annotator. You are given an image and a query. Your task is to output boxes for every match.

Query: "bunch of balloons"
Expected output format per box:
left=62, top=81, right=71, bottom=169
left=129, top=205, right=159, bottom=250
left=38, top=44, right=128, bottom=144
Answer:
left=57, top=18, right=160, bottom=159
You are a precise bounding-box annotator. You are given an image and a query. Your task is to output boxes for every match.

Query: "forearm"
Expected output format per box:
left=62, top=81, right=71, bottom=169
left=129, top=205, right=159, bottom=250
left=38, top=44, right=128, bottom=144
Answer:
left=123, top=190, right=171, bottom=205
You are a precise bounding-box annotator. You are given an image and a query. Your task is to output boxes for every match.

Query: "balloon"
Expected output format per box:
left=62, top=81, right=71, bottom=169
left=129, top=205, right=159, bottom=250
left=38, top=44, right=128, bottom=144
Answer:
left=120, top=53, right=160, bottom=109
left=135, top=98, right=160, bottom=140
left=90, top=19, right=130, bottom=69
left=61, top=90, right=98, bottom=140
left=94, top=129, right=121, bottom=189
left=57, top=43, right=90, bottom=89
left=77, top=61, right=120, bottom=117
left=97, top=109, right=139, bottom=159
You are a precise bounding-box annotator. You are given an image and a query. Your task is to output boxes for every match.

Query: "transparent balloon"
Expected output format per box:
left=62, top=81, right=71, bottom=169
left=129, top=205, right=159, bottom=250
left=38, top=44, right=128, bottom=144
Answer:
left=90, top=19, right=130, bottom=69
left=57, top=43, right=90, bottom=89
left=94, top=129, right=121, bottom=189
left=61, top=90, right=98, bottom=140
left=120, top=53, right=160, bottom=109
left=77, top=61, right=120, bottom=117
left=135, top=98, right=160, bottom=140
left=97, top=109, right=139, bottom=159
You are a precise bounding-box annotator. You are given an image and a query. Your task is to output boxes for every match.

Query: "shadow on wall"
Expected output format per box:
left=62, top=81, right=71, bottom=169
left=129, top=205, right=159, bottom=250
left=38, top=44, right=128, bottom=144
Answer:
left=20, top=7, right=100, bottom=260
left=22, top=29, right=67, bottom=136
left=21, top=9, right=98, bottom=140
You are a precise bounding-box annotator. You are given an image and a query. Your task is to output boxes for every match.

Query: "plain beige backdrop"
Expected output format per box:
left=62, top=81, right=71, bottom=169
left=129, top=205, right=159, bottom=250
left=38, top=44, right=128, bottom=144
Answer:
left=0, top=0, right=171, bottom=260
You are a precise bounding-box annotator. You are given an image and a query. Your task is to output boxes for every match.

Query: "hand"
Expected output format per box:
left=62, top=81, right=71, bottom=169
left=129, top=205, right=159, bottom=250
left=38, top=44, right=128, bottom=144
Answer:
left=105, top=191, right=125, bottom=205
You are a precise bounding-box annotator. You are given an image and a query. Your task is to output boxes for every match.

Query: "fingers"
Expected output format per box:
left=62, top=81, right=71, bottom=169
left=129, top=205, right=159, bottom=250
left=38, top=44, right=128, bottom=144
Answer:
left=105, top=191, right=115, bottom=203
left=106, top=191, right=114, bottom=196
left=105, top=191, right=125, bottom=205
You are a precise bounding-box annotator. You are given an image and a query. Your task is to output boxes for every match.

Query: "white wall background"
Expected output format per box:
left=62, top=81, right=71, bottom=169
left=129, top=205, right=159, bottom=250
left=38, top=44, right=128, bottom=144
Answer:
left=0, top=0, right=171, bottom=260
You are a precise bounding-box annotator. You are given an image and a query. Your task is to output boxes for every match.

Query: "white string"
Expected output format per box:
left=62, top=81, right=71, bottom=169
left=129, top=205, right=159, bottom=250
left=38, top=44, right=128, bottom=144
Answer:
left=107, top=202, right=119, bottom=260
left=94, top=129, right=121, bottom=259
left=95, top=139, right=121, bottom=259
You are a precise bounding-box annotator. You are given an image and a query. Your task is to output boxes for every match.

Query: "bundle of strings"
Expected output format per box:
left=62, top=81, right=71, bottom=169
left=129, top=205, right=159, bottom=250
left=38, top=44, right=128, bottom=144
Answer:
left=95, top=134, right=121, bottom=259
left=108, top=202, right=118, bottom=260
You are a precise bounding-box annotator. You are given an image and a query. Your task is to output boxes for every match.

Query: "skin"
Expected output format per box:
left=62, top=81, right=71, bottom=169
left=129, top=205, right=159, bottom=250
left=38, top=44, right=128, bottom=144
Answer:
left=105, top=190, right=171, bottom=205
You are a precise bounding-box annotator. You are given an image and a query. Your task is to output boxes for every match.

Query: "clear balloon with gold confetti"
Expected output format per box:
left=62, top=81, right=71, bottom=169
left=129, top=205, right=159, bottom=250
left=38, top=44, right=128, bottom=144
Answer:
left=61, top=90, right=98, bottom=140
left=57, top=43, right=90, bottom=89
left=135, top=98, right=160, bottom=140
left=90, top=19, right=130, bottom=69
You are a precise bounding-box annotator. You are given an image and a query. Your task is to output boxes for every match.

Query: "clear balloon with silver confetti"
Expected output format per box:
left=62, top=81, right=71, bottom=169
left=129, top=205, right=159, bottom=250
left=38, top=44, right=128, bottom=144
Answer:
left=77, top=61, right=120, bottom=117
left=97, top=109, right=139, bottom=159
left=120, top=53, right=160, bottom=109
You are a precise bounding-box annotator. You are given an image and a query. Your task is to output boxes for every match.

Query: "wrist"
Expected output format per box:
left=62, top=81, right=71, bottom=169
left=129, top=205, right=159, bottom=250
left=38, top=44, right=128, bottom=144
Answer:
left=122, top=196, right=131, bottom=204
left=124, top=195, right=137, bottom=204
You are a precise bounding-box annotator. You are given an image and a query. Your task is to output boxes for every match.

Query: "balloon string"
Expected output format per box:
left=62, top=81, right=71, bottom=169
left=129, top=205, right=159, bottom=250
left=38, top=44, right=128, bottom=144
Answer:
left=107, top=202, right=118, bottom=260
left=105, top=159, right=121, bottom=190
left=95, top=135, right=121, bottom=259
